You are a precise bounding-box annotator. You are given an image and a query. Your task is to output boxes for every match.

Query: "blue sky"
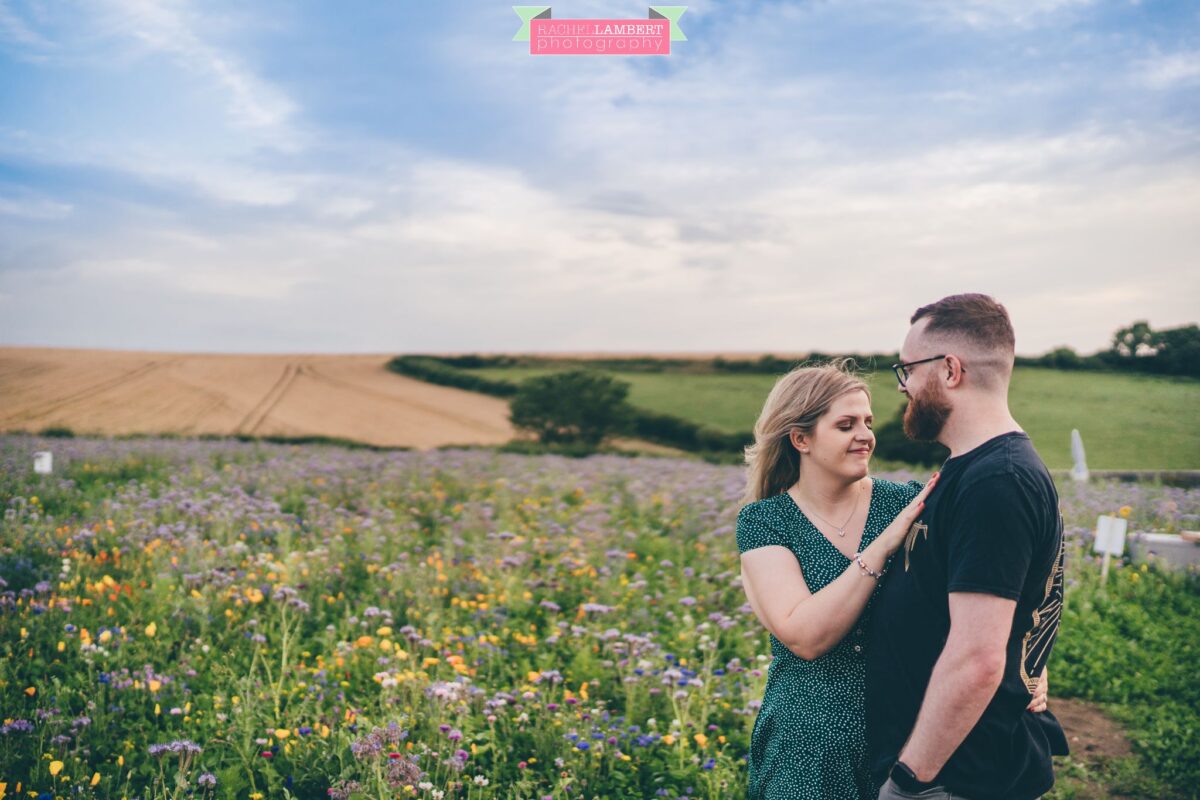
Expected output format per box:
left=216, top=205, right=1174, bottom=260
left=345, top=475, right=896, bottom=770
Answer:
left=1, top=0, right=1197, bottom=354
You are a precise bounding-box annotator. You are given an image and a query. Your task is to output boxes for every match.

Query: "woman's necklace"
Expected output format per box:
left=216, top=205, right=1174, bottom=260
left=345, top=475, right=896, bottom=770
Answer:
left=794, top=480, right=862, bottom=537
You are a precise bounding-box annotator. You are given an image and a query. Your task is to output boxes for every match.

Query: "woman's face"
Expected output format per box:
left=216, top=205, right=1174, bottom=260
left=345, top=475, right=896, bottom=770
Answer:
left=796, top=390, right=875, bottom=481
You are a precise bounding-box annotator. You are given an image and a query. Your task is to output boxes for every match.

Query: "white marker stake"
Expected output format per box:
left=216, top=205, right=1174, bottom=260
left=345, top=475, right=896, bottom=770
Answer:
left=33, top=451, right=53, bottom=475
left=1070, top=429, right=1089, bottom=482
left=1094, top=514, right=1128, bottom=581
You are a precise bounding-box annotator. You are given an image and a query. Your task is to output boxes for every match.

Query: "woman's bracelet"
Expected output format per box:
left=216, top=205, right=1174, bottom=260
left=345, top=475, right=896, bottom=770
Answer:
left=854, top=552, right=886, bottom=581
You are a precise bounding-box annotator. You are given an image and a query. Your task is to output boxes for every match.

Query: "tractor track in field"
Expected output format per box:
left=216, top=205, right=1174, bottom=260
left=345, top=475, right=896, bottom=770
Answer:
left=0, top=359, right=177, bottom=428
left=236, top=361, right=302, bottom=435
left=299, top=363, right=504, bottom=434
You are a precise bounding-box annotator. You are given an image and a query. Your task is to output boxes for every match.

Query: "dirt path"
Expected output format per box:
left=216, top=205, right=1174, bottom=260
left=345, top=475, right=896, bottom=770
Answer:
left=1053, top=696, right=1133, bottom=762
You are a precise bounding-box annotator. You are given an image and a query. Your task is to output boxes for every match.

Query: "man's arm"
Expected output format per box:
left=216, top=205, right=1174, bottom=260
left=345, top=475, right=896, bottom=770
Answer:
left=896, top=591, right=1015, bottom=782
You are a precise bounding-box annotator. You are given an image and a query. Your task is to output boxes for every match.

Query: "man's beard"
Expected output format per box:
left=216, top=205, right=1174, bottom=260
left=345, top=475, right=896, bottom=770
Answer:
left=903, top=381, right=952, bottom=442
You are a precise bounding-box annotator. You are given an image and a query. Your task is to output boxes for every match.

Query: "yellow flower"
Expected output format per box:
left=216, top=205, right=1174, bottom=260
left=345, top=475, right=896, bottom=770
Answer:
left=694, top=733, right=708, bottom=748
left=148, top=679, right=162, bottom=693
left=91, top=772, right=101, bottom=786
left=49, top=760, right=64, bottom=776
left=662, top=734, right=676, bottom=746
left=1118, top=505, right=1132, bottom=518
left=376, top=626, right=392, bottom=637
left=117, top=755, right=124, bottom=767
left=144, top=622, right=157, bottom=638
left=274, top=728, right=291, bottom=739
left=99, top=630, right=112, bottom=644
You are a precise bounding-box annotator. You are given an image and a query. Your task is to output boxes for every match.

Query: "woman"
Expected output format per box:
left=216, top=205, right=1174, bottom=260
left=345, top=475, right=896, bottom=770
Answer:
left=736, top=361, right=1046, bottom=800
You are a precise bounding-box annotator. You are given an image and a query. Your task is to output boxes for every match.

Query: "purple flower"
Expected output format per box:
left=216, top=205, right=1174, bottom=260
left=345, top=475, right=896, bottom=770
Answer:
left=149, top=739, right=202, bottom=757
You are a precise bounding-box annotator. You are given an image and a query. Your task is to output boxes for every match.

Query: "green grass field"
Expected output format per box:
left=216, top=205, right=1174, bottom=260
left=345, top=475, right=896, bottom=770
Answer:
left=464, top=365, right=1199, bottom=470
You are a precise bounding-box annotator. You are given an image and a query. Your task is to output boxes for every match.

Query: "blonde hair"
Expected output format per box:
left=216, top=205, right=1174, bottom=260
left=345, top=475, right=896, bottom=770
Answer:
left=741, top=359, right=870, bottom=504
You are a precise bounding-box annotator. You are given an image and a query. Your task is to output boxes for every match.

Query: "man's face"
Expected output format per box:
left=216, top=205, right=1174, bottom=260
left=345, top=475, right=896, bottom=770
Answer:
left=899, top=321, right=952, bottom=442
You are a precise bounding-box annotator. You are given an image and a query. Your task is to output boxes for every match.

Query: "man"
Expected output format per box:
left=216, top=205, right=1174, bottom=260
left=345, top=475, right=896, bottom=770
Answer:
left=866, top=293, right=1069, bottom=800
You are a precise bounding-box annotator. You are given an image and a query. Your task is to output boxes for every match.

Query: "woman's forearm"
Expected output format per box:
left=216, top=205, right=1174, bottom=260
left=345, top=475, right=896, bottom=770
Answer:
left=776, top=536, right=894, bottom=660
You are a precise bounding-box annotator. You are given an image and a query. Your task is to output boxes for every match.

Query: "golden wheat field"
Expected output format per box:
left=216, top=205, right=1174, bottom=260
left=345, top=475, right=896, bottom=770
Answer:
left=0, top=347, right=518, bottom=448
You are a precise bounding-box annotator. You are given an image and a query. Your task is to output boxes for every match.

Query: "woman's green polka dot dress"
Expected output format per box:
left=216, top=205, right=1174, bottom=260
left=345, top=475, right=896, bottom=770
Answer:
left=736, top=477, right=923, bottom=800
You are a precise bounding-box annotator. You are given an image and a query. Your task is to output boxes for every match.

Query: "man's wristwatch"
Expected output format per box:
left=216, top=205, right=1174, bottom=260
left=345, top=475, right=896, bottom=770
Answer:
left=890, top=760, right=939, bottom=793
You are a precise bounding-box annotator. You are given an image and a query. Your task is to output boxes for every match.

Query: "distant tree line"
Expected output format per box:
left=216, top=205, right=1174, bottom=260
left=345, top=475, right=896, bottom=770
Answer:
left=398, top=320, right=1199, bottom=380
left=1015, top=321, right=1200, bottom=378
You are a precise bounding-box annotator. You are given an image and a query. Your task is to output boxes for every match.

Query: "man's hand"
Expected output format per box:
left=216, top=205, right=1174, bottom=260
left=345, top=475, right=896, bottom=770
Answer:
left=1026, top=668, right=1048, bottom=713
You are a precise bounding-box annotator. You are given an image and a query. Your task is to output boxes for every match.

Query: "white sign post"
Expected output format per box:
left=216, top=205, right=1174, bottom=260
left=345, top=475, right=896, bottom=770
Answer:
left=33, top=451, right=53, bottom=475
left=1070, top=429, right=1089, bottom=482
left=1094, top=514, right=1128, bottom=581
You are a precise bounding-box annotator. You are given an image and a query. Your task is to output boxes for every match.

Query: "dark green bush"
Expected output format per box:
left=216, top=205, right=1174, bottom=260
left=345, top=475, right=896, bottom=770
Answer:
left=509, top=369, right=635, bottom=446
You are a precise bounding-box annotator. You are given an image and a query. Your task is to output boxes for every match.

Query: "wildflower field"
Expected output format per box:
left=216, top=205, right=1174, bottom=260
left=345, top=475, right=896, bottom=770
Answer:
left=1, top=434, right=1197, bottom=800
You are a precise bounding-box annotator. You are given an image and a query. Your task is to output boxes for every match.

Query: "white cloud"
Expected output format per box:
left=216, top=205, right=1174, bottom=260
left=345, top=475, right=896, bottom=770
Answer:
left=1136, top=51, right=1200, bottom=90
left=0, top=192, right=72, bottom=220
left=0, top=0, right=53, bottom=51
left=99, top=0, right=298, bottom=136
left=915, top=0, right=1097, bottom=29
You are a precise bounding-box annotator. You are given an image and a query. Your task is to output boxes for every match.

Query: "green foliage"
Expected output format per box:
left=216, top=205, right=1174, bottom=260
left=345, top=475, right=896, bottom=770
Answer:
left=509, top=369, right=635, bottom=447
left=1109, top=320, right=1200, bottom=377
left=1017, top=320, right=1200, bottom=378
left=461, top=364, right=1198, bottom=470
left=629, top=408, right=751, bottom=454
left=38, top=426, right=76, bottom=438
left=386, top=355, right=519, bottom=397
left=1053, top=556, right=1200, bottom=791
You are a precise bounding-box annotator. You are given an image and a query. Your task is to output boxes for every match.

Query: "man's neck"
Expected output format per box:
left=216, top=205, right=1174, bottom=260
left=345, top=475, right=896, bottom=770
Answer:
left=938, top=398, right=1023, bottom=458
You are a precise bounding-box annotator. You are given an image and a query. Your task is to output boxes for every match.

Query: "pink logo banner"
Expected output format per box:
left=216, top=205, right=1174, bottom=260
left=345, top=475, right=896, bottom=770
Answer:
left=530, top=18, right=670, bottom=55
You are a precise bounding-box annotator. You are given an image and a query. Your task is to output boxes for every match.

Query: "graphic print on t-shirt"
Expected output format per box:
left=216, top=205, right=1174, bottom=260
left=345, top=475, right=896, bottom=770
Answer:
left=902, top=519, right=928, bottom=571
left=1020, top=532, right=1065, bottom=693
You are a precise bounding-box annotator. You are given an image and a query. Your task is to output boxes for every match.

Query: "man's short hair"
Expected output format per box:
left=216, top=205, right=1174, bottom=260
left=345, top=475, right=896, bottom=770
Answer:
left=911, top=293, right=1015, bottom=388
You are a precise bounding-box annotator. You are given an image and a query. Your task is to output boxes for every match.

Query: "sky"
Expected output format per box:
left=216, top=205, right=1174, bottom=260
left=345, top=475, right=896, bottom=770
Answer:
left=0, top=0, right=1197, bottom=356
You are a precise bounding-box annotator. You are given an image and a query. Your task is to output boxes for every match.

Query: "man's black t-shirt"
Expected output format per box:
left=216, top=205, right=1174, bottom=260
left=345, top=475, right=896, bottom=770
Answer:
left=865, top=431, right=1069, bottom=800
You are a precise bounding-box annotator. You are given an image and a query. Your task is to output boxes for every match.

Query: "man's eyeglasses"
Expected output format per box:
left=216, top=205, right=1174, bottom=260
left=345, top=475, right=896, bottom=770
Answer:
left=891, top=355, right=947, bottom=388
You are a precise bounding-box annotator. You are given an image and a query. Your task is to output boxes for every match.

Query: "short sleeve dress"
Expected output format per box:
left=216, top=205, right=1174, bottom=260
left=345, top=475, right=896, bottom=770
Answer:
left=736, top=477, right=923, bottom=800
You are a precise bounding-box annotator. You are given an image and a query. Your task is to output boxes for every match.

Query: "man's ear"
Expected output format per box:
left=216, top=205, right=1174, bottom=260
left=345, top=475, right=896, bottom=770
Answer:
left=945, top=354, right=965, bottom=388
